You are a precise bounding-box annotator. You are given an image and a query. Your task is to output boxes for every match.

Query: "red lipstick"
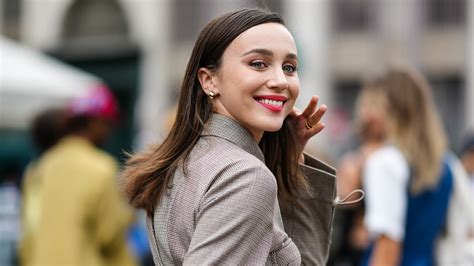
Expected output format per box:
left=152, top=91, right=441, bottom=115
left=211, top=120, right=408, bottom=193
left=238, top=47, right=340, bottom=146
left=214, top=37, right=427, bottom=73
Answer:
left=254, top=95, right=288, bottom=113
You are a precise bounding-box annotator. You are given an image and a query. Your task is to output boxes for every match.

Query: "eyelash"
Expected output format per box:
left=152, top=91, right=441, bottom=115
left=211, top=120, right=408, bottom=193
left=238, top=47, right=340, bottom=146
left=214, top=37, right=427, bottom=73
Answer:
left=249, top=61, right=298, bottom=73
left=249, top=61, right=268, bottom=69
left=283, top=64, right=297, bottom=73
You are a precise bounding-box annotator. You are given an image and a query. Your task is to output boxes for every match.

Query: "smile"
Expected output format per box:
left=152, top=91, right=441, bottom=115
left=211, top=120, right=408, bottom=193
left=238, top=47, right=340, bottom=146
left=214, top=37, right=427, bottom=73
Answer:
left=257, top=99, right=283, bottom=106
left=254, top=95, right=288, bottom=113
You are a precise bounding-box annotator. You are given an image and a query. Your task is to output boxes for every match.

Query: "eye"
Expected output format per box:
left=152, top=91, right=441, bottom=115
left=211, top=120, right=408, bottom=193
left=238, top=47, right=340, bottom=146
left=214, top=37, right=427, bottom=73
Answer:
left=283, top=64, right=297, bottom=73
left=249, top=60, right=268, bottom=69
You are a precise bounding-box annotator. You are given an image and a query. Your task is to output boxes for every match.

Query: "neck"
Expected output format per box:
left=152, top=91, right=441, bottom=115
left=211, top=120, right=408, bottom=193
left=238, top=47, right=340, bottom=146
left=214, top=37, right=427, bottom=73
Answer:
left=249, top=129, right=264, bottom=143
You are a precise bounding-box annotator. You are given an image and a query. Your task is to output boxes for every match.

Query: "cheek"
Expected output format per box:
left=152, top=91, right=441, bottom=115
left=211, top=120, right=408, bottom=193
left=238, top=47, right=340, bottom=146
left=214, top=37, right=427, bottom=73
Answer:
left=219, top=70, right=253, bottom=95
left=290, top=77, right=300, bottom=95
left=284, top=86, right=299, bottom=114
left=289, top=81, right=300, bottom=103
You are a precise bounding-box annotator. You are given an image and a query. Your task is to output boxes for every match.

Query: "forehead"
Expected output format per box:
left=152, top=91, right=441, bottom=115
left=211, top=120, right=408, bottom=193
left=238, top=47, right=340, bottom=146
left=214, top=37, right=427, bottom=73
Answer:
left=225, top=23, right=297, bottom=56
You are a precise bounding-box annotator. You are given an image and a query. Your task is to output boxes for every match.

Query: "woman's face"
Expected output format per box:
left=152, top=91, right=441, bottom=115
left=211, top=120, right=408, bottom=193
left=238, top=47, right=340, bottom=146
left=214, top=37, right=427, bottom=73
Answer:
left=211, top=22, right=299, bottom=141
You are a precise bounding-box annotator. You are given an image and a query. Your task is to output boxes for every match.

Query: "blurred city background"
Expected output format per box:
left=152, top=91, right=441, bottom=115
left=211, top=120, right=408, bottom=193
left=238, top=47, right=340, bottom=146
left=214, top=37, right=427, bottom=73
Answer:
left=1, top=0, right=472, bottom=265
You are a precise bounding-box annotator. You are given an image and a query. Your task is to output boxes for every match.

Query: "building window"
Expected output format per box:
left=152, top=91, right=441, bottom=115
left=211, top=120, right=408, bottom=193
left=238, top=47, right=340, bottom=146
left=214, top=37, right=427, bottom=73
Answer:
left=425, top=0, right=466, bottom=27
left=171, top=0, right=281, bottom=43
left=59, top=0, right=132, bottom=57
left=172, top=0, right=202, bottom=43
left=332, top=0, right=372, bottom=32
left=1, top=0, right=21, bottom=40
left=62, top=0, right=129, bottom=40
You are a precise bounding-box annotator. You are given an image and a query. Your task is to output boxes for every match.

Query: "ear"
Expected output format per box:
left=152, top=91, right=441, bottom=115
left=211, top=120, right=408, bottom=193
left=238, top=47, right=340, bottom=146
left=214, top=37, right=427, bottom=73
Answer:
left=197, top=67, right=218, bottom=95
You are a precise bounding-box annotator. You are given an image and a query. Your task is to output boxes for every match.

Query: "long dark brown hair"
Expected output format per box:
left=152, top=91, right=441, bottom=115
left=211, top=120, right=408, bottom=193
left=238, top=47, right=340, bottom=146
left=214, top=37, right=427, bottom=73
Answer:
left=123, top=8, right=307, bottom=216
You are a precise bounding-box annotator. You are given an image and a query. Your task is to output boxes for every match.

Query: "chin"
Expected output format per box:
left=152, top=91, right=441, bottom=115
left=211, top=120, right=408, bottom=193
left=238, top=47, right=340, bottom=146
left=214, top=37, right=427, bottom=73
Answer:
left=260, top=121, right=285, bottom=133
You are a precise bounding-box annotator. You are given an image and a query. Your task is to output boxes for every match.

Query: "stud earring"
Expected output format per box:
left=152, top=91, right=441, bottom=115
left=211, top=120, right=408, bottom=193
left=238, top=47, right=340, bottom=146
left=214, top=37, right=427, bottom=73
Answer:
left=209, top=91, right=218, bottom=100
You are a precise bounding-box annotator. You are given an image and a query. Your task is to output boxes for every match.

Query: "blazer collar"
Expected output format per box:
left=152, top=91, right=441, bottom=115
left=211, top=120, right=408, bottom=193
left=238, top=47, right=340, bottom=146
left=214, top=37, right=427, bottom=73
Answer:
left=202, top=113, right=265, bottom=162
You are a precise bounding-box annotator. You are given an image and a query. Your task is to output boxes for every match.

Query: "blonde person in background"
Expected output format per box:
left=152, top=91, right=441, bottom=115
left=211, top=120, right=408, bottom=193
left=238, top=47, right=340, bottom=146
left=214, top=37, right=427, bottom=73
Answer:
left=25, top=86, right=136, bottom=266
left=360, top=66, right=454, bottom=266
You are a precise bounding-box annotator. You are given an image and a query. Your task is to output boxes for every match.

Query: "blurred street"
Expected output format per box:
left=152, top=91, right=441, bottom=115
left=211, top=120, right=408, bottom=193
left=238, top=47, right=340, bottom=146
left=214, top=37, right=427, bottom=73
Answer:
left=1, top=0, right=472, bottom=265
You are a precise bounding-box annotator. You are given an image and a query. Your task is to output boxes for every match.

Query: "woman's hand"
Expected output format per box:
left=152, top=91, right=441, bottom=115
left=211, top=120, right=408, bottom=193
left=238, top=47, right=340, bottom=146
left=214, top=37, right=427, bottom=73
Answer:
left=288, top=96, right=327, bottom=163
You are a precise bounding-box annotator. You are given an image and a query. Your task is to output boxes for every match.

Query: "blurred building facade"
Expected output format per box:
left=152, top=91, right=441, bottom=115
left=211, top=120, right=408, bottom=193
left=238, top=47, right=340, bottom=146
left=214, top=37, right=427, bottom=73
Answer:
left=1, top=0, right=473, bottom=157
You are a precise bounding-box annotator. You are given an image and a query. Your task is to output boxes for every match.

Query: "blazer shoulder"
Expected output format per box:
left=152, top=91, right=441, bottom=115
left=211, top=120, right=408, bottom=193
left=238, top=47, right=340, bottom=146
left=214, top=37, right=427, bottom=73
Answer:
left=188, top=136, right=276, bottom=196
left=191, top=136, right=267, bottom=171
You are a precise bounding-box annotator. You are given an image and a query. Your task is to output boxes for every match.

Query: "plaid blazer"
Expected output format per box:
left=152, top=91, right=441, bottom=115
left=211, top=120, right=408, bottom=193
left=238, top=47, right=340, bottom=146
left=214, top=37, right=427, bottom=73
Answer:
left=147, top=114, right=337, bottom=265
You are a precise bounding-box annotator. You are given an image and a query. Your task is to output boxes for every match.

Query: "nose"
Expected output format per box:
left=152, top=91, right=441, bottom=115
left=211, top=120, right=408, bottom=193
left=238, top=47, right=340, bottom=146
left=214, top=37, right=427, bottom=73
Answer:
left=266, top=67, right=289, bottom=90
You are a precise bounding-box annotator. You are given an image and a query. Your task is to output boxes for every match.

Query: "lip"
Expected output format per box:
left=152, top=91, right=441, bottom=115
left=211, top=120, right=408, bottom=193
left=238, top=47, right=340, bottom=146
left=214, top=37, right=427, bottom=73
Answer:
left=254, top=95, right=288, bottom=113
left=254, top=95, right=288, bottom=101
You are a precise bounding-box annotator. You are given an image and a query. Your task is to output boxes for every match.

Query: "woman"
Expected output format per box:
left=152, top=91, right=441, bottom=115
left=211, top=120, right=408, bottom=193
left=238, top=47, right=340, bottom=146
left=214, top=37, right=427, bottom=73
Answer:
left=123, top=8, right=337, bottom=265
left=360, top=67, right=453, bottom=265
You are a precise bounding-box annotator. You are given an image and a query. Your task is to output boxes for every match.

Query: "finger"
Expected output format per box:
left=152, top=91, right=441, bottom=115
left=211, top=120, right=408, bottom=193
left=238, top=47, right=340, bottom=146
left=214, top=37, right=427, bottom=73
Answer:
left=301, top=95, right=319, bottom=118
left=308, top=122, right=325, bottom=135
left=307, top=104, right=327, bottom=126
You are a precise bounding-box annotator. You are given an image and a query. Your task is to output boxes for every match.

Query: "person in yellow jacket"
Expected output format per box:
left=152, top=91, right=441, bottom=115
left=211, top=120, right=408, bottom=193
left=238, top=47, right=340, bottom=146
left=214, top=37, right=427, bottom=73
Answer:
left=21, top=85, right=136, bottom=266
left=20, top=107, right=67, bottom=265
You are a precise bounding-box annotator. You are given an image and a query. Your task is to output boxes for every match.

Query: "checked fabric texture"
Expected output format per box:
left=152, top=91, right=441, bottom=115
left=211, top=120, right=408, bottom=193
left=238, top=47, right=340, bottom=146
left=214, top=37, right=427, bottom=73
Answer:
left=147, top=114, right=337, bottom=265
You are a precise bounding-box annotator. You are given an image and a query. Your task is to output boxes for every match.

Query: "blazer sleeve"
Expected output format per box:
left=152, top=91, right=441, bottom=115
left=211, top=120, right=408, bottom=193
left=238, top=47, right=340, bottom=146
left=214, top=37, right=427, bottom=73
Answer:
left=183, top=162, right=279, bottom=265
left=281, top=153, right=337, bottom=265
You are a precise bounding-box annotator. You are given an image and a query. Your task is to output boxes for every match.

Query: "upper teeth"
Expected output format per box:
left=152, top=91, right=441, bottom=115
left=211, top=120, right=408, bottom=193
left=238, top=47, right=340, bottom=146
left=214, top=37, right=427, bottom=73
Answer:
left=258, top=99, right=283, bottom=106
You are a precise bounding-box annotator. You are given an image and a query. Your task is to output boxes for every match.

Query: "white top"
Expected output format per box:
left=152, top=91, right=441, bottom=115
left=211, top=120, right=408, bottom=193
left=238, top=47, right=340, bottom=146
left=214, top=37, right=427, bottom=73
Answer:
left=363, top=145, right=410, bottom=242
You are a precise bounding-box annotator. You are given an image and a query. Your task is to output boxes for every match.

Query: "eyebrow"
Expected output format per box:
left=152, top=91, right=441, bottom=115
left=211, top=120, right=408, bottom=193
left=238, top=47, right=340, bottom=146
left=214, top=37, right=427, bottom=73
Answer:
left=242, top=48, right=298, bottom=61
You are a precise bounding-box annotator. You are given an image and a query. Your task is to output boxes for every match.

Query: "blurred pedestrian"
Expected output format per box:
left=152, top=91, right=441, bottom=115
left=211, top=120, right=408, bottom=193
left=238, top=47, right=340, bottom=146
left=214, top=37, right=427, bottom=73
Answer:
left=25, top=85, right=136, bottom=266
left=459, top=134, right=474, bottom=186
left=29, top=107, right=67, bottom=154
left=436, top=133, right=474, bottom=265
left=360, top=66, right=454, bottom=266
left=334, top=83, right=387, bottom=265
left=0, top=161, right=22, bottom=266
left=122, top=8, right=337, bottom=265
left=19, top=107, right=67, bottom=266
